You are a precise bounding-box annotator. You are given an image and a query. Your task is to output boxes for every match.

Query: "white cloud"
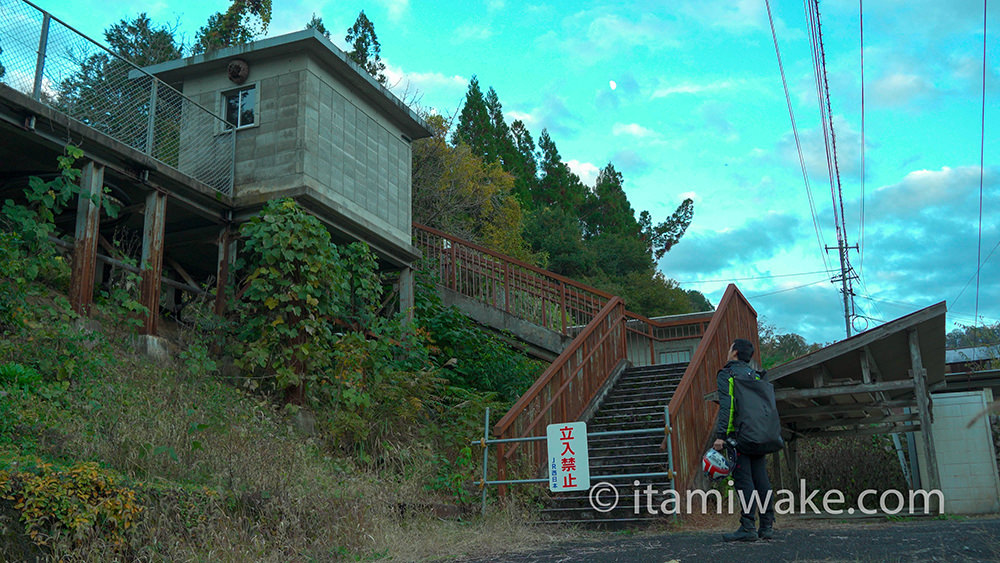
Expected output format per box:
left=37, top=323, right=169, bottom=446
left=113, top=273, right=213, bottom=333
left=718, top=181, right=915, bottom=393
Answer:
left=454, top=23, right=493, bottom=42
left=377, top=0, right=409, bottom=22
left=567, top=160, right=600, bottom=186
left=507, top=110, right=538, bottom=128
left=651, top=79, right=738, bottom=99
left=382, top=62, right=468, bottom=113
left=870, top=72, right=935, bottom=106
left=612, top=123, right=655, bottom=138
left=868, top=165, right=992, bottom=219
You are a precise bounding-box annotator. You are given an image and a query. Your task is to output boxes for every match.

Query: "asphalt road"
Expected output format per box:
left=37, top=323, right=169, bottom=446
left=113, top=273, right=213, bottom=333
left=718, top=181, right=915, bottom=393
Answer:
left=458, top=517, right=1000, bottom=562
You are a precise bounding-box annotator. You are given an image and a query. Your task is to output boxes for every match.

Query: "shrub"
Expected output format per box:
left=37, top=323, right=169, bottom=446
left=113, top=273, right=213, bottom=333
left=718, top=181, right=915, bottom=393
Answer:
left=0, top=458, right=141, bottom=550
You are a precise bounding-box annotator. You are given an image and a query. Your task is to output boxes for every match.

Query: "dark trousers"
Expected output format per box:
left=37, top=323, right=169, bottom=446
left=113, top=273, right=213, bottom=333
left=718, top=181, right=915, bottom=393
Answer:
left=732, top=452, right=774, bottom=529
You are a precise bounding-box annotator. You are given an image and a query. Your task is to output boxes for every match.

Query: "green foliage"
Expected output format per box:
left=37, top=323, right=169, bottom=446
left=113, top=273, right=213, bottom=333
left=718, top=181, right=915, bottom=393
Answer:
left=345, top=10, right=386, bottom=84
left=234, top=198, right=340, bottom=398
left=0, top=362, right=43, bottom=389
left=104, top=13, right=183, bottom=66
left=426, top=446, right=474, bottom=504
left=179, top=343, right=218, bottom=376
left=759, top=320, right=821, bottom=369
left=446, top=80, right=699, bottom=317
left=305, top=13, right=330, bottom=38
left=946, top=322, right=1000, bottom=369
left=413, top=269, right=544, bottom=401
left=193, top=0, right=272, bottom=54
left=0, top=457, right=141, bottom=550
left=0, top=146, right=122, bottom=332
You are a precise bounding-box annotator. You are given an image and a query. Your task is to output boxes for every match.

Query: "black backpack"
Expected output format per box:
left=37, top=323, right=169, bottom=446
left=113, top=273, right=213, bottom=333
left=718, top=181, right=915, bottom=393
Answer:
left=728, top=365, right=784, bottom=456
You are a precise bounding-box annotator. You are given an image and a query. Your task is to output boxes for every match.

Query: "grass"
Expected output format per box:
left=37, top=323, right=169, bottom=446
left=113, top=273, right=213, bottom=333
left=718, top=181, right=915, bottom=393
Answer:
left=0, top=284, right=583, bottom=561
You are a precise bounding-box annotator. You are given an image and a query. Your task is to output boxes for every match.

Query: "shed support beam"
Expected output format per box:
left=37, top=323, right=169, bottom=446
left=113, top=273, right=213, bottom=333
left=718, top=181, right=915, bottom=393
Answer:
left=139, top=191, right=167, bottom=335
left=909, top=328, right=941, bottom=500
left=69, top=162, right=104, bottom=315
left=773, top=379, right=915, bottom=401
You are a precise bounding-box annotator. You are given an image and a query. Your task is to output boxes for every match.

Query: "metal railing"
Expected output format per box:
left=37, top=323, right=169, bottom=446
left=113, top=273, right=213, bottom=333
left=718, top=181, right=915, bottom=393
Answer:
left=664, top=284, right=759, bottom=491
left=0, top=0, right=234, bottom=194
left=473, top=406, right=676, bottom=516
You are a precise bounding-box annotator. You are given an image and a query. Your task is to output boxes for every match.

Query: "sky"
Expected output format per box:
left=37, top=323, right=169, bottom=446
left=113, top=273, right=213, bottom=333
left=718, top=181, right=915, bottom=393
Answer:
left=23, top=0, right=1000, bottom=345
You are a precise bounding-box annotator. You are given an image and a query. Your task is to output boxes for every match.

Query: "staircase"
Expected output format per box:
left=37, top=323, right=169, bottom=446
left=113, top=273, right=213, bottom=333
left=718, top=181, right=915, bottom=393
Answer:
left=539, top=363, right=687, bottom=526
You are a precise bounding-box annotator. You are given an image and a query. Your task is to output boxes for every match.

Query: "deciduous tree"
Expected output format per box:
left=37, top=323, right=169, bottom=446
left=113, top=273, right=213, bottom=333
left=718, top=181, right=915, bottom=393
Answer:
left=192, top=0, right=272, bottom=54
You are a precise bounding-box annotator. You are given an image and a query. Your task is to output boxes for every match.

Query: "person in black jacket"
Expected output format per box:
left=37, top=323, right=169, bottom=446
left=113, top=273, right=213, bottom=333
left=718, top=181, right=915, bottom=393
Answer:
left=713, top=338, right=775, bottom=542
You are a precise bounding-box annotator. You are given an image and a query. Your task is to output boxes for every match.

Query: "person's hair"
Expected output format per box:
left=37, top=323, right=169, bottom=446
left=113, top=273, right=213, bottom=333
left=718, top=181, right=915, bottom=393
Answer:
left=732, top=338, right=754, bottom=362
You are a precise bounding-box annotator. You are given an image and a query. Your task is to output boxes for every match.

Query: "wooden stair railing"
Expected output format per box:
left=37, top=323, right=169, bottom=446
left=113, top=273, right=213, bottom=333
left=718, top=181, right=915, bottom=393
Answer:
left=491, top=297, right=627, bottom=485
left=664, top=284, right=759, bottom=491
left=413, top=223, right=737, bottom=487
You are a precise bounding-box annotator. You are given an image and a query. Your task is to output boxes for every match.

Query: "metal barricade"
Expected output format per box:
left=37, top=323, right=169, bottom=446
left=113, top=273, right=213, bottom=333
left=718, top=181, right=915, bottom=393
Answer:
left=471, top=406, right=677, bottom=516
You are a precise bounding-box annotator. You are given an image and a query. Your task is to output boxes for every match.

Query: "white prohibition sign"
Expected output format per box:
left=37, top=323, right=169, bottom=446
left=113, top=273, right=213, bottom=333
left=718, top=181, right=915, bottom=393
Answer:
left=589, top=482, right=619, bottom=513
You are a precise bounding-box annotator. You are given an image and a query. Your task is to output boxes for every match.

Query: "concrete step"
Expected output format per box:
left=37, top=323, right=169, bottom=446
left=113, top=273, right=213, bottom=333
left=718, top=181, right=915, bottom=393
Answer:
left=621, top=363, right=687, bottom=375
left=594, top=405, right=669, bottom=418
left=617, top=372, right=685, bottom=383
left=604, top=385, right=678, bottom=399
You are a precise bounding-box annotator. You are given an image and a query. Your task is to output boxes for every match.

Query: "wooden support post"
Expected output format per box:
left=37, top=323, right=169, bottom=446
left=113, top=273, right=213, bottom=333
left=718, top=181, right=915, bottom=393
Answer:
left=139, top=191, right=167, bottom=335
left=860, top=349, right=873, bottom=384
left=786, top=437, right=799, bottom=485
left=69, top=162, right=104, bottom=316
left=398, top=266, right=414, bottom=322
left=771, top=450, right=784, bottom=492
left=214, top=228, right=232, bottom=316
left=909, top=328, right=941, bottom=496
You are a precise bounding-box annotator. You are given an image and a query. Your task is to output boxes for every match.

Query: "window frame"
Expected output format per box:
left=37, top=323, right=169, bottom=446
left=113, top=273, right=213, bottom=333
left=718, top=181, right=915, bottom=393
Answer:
left=221, top=83, right=259, bottom=131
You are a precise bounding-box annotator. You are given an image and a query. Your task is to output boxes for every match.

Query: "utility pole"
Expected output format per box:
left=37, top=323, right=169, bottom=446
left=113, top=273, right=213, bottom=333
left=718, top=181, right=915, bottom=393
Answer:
left=827, top=242, right=859, bottom=338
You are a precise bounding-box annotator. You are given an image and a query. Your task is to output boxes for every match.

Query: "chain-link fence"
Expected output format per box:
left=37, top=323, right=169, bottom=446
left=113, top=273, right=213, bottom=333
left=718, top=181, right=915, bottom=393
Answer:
left=0, top=0, right=234, bottom=195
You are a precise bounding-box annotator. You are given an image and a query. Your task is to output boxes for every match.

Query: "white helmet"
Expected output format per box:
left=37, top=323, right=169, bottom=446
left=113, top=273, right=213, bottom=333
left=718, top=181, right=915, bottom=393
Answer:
left=702, top=441, right=736, bottom=481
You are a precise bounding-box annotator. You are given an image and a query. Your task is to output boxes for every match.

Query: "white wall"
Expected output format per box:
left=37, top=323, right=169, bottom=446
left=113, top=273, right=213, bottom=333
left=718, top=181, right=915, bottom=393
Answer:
left=923, top=390, right=1000, bottom=514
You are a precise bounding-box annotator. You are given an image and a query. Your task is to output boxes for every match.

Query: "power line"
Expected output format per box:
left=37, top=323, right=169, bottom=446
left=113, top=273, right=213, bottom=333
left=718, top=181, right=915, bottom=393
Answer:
left=855, top=294, right=1000, bottom=324
left=975, top=0, right=988, bottom=330
left=676, top=269, right=835, bottom=284
left=748, top=278, right=832, bottom=299
left=858, top=0, right=867, bottom=275
left=765, top=0, right=830, bottom=273
left=954, top=236, right=1000, bottom=308
left=805, top=0, right=859, bottom=337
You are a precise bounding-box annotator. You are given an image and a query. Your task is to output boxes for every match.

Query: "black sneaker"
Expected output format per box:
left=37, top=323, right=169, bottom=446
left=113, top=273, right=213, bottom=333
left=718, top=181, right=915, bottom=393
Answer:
left=722, top=528, right=758, bottom=542
left=758, top=526, right=774, bottom=540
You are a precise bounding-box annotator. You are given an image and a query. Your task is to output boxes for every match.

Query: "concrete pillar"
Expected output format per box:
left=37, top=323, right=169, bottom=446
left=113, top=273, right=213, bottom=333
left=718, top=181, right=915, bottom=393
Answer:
left=399, top=266, right=414, bottom=322
left=69, top=162, right=104, bottom=315
left=139, top=191, right=167, bottom=335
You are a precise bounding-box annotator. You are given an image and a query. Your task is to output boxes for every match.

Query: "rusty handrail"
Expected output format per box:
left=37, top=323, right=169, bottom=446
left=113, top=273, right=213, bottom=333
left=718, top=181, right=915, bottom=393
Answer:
left=411, top=223, right=726, bottom=487
left=413, top=223, right=711, bottom=342
left=492, top=298, right=627, bottom=484
left=413, top=222, right=615, bottom=300
left=665, top=284, right=758, bottom=491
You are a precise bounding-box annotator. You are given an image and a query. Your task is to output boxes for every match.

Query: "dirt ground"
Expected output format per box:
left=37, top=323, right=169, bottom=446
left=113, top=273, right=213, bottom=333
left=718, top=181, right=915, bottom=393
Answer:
left=455, top=515, right=1000, bottom=562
